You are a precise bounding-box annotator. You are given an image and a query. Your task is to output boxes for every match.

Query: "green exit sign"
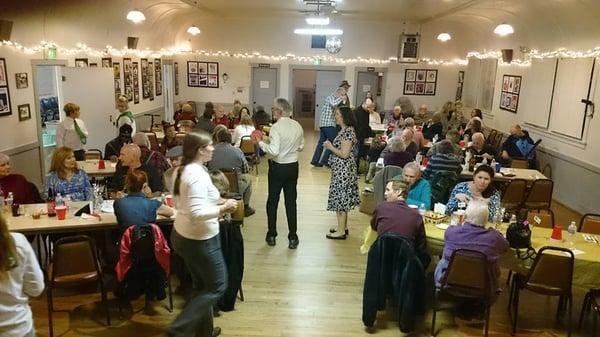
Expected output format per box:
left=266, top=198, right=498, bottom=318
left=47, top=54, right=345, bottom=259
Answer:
left=313, top=58, right=321, bottom=66
left=46, top=47, right=57, bottom=60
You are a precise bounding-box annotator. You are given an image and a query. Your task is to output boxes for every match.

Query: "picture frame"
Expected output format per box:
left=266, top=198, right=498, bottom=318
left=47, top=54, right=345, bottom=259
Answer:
left=198, top=62, right=208, bottom=75
left=113, top=62, right=121, bottom=79
left=403, top=82, right=415, bottom=94
left=499, top=74, right=521, bottom=113
left=208, top=62, right=218, bottom=75
left=0, top=87, right=11, bottom=117
left=424, top=82, right=436, bottom=95
left=155, top=58, right=162, bottom=96
left=208, top=74, right=218, bottom=88
left=141, top=58, right=149, bottom=99
left=455, top=82, right=463, bottom=101
left=75, top=58, right=88, bottom=68
left=188, top=73, right=199, bottom=87
left=17, top=103, right=31, bottom=121
left=405, top=69, right=416, bottom=82
left=416, top=70, right=426, bottom=82
left=415, top=82, right=425, bottom=95
left=188, top=61, right=198, bottom=74
left=199, top=74, right=208, bottom=87
left=89, top=63, right=98, bottom=67
left=0, top=58, right=7, bottom=86
left=102, top=58, right=112, bottom=68
left=174, top=62, right=179, bottom=95
left=148, top=61, right=154, bottom=101
left=15, top=73, right=28, bottom=89
left=426, top=70, right=437, bottom=82
left=132, top=61, right=140, bottom=104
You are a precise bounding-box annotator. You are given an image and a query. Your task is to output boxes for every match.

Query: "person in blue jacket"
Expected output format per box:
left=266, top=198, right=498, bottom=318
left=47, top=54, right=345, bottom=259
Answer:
left=401, top=162, right=431, bottom=210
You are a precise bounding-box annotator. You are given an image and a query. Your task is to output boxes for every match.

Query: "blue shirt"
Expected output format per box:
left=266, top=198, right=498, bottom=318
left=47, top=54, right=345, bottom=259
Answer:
left=44, top=170, right=93, bottom=201
left=446, top=181, right=501, bottom=221
left=406, top=178, right=432, bottom=210
left=114, top=192, right=161, bottom=228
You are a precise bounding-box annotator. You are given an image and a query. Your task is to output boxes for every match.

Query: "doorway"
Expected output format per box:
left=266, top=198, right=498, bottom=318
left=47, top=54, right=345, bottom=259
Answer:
left=250, top=65, right=279, bottom=113
left=354, top=68, right=387, bottom=111
left=162, top=63, right=174, bottom=123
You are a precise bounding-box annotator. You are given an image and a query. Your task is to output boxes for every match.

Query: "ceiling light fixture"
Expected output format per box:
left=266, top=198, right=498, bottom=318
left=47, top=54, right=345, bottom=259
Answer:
left=305, top=16, right=330, bottom=25
left=126, top=9, right=146, bottom=24
left=294, top=28, right=343, bottom=35
left=187, top=25, right=201, bottom=35
left=494, top=23, right=514, bottom=36
left=437, top=33, right=452, bottom=42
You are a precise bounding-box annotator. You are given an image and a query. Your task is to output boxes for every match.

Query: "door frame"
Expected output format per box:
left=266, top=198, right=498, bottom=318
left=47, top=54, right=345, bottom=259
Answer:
left=353, top=67, right=388, bottom=109
left=249, top=63, right=281, bottom=110
left=288, top=65, right=346, bottom=111
left=31, top=59, right=68, bottom=177
left=162, top=59, right=175, bottom=123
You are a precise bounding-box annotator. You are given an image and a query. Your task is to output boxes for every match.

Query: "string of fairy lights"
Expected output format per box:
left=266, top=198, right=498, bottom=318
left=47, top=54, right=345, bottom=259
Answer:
left=1, top=40, right=600, bottom=66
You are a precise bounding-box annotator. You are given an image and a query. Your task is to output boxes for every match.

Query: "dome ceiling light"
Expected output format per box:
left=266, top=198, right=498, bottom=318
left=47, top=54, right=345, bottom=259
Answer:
left=437, top=33, right=452, bottom=42
left=187, top=25, right=201, bottom=35
left=126, top=9, right=146, bottom=24
left=494, top=23, right=514, bottom=36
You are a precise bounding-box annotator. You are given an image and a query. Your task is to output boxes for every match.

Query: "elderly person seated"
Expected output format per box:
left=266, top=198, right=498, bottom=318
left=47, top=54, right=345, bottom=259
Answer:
left=213, top=104, right=230, bottom=127
left=132, top=132, right=171, bottom=178
left=110, top=144, right=163, bottom=195
left=0, top=153, right=42, bottom=204
left=422, top=112, right=443, bottom=142
left=45, top=147, right=93, bottom=201
left=194, top=102, right=216, bottom=134
left=399, top=127, right=418, bottom=159
left=427, top=129, right=463, bottom=158
left=207, top=127, right=255, bottom=217
left=371, top=179, right=427, bottom=256
left=232, top=115, right=255, bottom=147
left=383, top=137, right=413, bottom=168
left=500, top=124, right=537, bottom=168
left=174, top=103, right=197, bottom=125
left=114, top=169, right=174, bottom=230
left=422, top=140, right=462, bottom=180
left=435, top=200, right=509, bottom=309
left=467, top=132, right=497, bottom=164
left=105, top=124, right=133, bottom=161
left=366, top=100, right=381, bottom=127
left=404, top=117, right=427, bottom=150
left=383, top=105, right=403, bottom=127
left=446, top=164, right=501, bottom=220
left=401, top=162, right=431, bottom=209
left=161, top=123, right=179, bottom=154
left=414, top=103, right=429, bottom=125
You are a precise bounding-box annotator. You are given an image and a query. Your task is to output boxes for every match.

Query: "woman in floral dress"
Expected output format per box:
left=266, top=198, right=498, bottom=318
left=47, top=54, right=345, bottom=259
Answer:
left=324, top=107, right=361, bottom=239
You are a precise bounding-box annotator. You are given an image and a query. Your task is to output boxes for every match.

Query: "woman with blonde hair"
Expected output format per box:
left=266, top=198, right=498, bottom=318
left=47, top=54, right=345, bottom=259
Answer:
left=56, top=102, right=89, bottom=160
left=232, top=114, right=255, bottom=147
left=0, top=213, right=44, bottom=337
left=116, top=95, right=136, bottom=135
left=45, top=146, right=93, bottom=201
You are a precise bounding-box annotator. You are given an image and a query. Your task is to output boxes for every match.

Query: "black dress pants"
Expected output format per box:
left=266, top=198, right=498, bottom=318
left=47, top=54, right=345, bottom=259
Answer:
left=266, top=160, right=298, bottom=240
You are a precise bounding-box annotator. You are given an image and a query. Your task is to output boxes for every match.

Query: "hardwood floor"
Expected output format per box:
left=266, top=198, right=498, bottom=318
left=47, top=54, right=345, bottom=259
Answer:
left=30, top=119, right=593, bottom=337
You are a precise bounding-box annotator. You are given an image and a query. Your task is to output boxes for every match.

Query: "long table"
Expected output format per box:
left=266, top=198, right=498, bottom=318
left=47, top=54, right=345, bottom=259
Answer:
left=460, top=167, right=547, bottom=182
left=77, top=160, right=117, bottom=178
left=425, top=221, right=599, bottom=288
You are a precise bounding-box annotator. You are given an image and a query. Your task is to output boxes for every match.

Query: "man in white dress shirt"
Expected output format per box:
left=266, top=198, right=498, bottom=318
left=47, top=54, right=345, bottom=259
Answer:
left=56, top=102, right=89, bottom=160
left=258, top=98, right=304, bottom=249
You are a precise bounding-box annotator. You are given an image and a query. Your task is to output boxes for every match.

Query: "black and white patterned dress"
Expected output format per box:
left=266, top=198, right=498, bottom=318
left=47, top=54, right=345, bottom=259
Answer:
left=327, top=126, right=361, bottom=212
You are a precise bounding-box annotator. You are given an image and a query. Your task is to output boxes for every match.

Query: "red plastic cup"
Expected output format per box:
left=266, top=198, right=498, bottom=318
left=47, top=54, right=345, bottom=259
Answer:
left=422, top=157, right=429, bottom=167
left=459, top=140, right=466, bottom=148
left=55, top=206, right=67, bottom=220
left=98, top=159, right=106, bottom=170
left=551, top=225, right=563, bottom=241
left=165, top=194, right=174, bottom=207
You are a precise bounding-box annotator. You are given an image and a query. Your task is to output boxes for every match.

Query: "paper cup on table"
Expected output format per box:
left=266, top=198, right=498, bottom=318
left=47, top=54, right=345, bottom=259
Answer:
left=551, top=225, right=563, bottom=241
left=55, top=206, right=67, bottom=220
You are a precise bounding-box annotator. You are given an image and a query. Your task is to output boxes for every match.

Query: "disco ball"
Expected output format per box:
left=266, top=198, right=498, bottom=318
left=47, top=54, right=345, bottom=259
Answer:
left=326, top=36, right=342, bottom=54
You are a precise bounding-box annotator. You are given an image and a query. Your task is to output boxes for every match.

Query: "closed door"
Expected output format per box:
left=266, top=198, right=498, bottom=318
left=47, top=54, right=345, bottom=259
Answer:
left=251, top=67, right=278, bottom=113
left=61, top=67, right=115, bottom=153
left=314, top=70, right=343, bottom=130
left=355, top=71, right=384, bottom=109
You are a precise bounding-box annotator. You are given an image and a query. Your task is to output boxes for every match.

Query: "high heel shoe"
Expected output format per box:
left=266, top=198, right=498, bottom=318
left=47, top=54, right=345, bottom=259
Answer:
left=328, top=227, right=349, bottom=235
left=326, top=232, right=348, bottom=240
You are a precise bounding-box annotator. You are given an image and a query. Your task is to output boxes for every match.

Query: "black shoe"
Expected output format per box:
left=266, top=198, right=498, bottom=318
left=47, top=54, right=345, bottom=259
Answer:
left=288, top=238, right=299, bottom=249
left=266, top=236, right=276, bottom=246
left=328, top=228, right=349, bottom=235
left=211, top=327, right=222, bottom=337
left=244, top=206, right=255, bottom=217
left=310, top=161, right=323, bottom=167
left=326, top=232, right=347, bottom=240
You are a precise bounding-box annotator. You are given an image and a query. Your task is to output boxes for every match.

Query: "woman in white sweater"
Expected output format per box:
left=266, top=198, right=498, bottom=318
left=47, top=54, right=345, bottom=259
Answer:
left=232, top=115, right=255, bottom=147
left=167, top=130, right=238, bottom=337
left=0, top=213, right=45, bottom=337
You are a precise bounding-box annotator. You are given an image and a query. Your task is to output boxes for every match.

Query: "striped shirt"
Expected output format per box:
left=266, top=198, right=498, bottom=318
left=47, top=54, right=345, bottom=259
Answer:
left=319, top=93, right=344, bottom=127
left=422, top=153, right=462, bottom=180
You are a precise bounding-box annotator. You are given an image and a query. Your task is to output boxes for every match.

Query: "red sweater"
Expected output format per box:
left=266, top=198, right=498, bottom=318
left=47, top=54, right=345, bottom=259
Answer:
left=0, top=174, right=39, bottom=204
left=115, top=224, right=170, bottom=282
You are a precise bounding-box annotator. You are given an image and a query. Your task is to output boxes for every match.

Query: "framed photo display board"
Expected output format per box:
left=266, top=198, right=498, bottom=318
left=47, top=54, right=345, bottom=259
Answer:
left=113, top=61, right=121, bottom=108
left=403, top=68, right=437, bottom=95
left=499, top=74, right=522, bottom=113
left=174, top=62, right=179, bottom=95
left=455, top=70, right=464, bottom=101
left=0, top=58, right=11, bottom=117
left=188, top=61, right=219, bottom=88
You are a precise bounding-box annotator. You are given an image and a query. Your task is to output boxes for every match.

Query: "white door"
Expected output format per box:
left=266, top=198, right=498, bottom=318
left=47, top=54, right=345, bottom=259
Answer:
left=355, top=71, right=385, bottom=109
left=251, top=67, right=278, bottom=112
left=314, top=70, right=343, bottom=130
left=163, top=64, right=174, bottom=122
left=60, top=67, right=115, bottom=154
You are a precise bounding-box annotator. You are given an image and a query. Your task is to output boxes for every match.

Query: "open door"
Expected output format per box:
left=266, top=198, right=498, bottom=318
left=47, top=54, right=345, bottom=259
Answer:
left=61, top=67, right=115, bottom=155
left=314, top=70, right=342, bottom=131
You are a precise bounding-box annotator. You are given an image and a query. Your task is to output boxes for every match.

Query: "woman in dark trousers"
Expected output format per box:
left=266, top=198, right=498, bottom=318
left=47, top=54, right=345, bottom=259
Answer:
left=167, top=130, right=238, bottom=337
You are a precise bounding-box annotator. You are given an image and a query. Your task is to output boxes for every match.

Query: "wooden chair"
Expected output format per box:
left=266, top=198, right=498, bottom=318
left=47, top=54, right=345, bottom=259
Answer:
left=222, top=168, right=241, bottom=194
left=144, top=132, right=160, bottom=152
left=527, top=209, right=555, bottom=228
left=511, top=159, right=529, bottom=169
left=523, top=179, right=554, bottom=210
left=501, top=178, right=527, bottom=212
left=175, top=132, right=186, bottom=145
left=47, top=235, right=110, bottom=337
left=579, top=213, right=600, bottom=235
left=431, top=249, right=492, bottom=337
left=486, top=129, right=498, bottom=146
left=84, top=149, right=103, bottom=160
left=240, top=136, right=259, bottom=174
left=509, top=246, right=574, bottom=337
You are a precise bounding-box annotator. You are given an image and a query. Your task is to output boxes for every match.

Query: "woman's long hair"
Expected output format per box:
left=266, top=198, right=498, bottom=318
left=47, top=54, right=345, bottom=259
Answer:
left=173, top=130, right=212, bottom=196
left=0, top=213, right=17, bottom=280
left=50, top=146, right=77, bottom=180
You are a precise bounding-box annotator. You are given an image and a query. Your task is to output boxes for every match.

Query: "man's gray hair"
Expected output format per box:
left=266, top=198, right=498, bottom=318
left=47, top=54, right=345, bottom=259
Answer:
left=464, top=200, right=489, bottom=226
left=0, top=153, right=9, bottom=164
left=389, top=137, right=406, bottom=152
left=403, top=162, right=421, bottom=175
left=404, top=117, right=415, bottom=127
left=132, top=132, right=151, bottom=148
left=273, top=97, right=292, bottom=117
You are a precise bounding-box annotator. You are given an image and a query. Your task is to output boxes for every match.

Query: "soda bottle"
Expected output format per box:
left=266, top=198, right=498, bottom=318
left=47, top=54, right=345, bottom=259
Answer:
left=47, top=187, right=56, bottom=217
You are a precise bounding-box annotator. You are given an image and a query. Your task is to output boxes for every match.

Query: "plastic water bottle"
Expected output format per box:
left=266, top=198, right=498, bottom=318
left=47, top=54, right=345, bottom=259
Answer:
left=433, top=134, right=439, bottom=143
left=55, top=193, right=64, bottom=208
left=418, top=203, right=426, bottom=216
left=415, top=152, right=422, bottom=165
left=567, top=221, right=578, bottom=245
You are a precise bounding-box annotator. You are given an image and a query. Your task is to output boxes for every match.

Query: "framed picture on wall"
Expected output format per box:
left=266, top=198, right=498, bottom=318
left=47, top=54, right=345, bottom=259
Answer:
left=17, top=103, right=31, bottom=121
left=416, top=70, right=426, bottom=82
left=405, top=69, right=416, bottom=82
left=208, top=62, right=218, bottom=75
left=199, top=75, right=208, bottom=86
left=113, top=62, right=121, bottom=79
left=403, top=82, right=415, bottom=94
left=0, top=87, right=11, bottom=116
left=458, top=70, right=464, bottom=83
left=426, top=70, right=437, bottom=82
left=403, top=68, right=437, bottom=96
left=102, top=58, right=112, bottom=68
left=198, top=62, right=208, bottom=75
left=208, top=75, right=218, bottom=88
left=75, top=58, right=88, bottom=68
left=155, top=59, right=162, bottom=96
left=415, top=82, right=425, bottom=95
left=15, top=73, right=28, bottom=89
left=188, top=73, right=199, bottom=87
left=499, top=74, right=521, bottom=113
left=174, top=62, right=179, bottom=95
left=0, top=58, right=7, bottom=86
left=424, top=82, right=436, bottom=95
left=188, top=61, right=198, bottom=74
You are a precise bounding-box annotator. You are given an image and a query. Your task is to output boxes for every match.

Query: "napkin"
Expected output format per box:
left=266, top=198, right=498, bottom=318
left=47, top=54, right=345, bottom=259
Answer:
left=436, top=223, right=450, bottom=230
left=100, top=200, right=115, bottom=214
left=567, top=248, right=585, bottom=256
left=434, top=203, right=447, bottom=214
